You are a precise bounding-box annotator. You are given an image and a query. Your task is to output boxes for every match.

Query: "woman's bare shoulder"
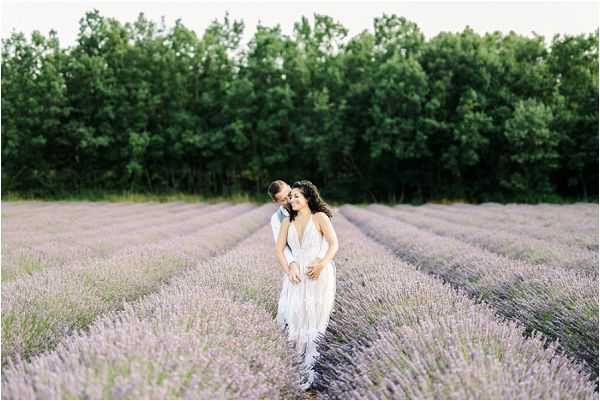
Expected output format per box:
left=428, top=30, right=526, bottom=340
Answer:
left=314, top=212, right=330, bottom=222
left=313, top=212, right=331, bottom=230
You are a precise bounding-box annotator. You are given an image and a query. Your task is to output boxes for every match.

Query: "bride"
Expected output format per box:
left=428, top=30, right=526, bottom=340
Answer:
left=274, top=180, right=338, bottom=390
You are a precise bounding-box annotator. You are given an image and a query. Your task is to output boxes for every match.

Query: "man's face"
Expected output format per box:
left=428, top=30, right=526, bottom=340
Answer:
left=274, top=185, right=291, bottom=207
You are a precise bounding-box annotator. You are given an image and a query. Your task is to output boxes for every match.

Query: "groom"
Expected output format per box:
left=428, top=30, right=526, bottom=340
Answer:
left=268, top=180, right=299, bottom=276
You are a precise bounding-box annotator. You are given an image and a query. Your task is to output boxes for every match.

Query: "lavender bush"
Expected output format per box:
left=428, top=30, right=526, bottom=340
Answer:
left=1, top=211, right=309, bottom=399
left=2, top=202, right=157, bottom=234
left=1, top=285, right=303, bottom=399
left=315, top=215, right=597, bottom=399
left=368, top=204, right=598, bottom=275
left=441, top=203, right=598, bottom=240
left=1, top=204, right=274, bottom=367
left=397, top=203, right=598, bottom=252
left=2, top=202, right=211, bottom=246
left=1, top=203, right=239, bottom=281
left=340, top=205, right=599, bottom=382
left=2, top=201, right=597, bottom=399
left=3, top=202, right=212, bottom=249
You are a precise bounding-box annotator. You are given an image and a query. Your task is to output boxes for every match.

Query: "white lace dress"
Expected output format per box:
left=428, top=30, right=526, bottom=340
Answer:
left=276, top=213, right=337, bottom=390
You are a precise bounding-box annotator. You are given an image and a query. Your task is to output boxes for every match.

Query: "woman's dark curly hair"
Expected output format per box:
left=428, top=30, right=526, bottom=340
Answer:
left=289, top=180, right=333, bottom=221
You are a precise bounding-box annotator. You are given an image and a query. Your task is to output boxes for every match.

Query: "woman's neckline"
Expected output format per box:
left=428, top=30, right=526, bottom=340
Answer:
left=293, top=213, right=313, bottom=247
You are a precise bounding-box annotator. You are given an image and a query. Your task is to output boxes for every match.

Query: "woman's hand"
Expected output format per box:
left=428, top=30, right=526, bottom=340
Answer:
left=287, top=262, right=302, bottom=284
left=307, top=258, right=326, bottom=280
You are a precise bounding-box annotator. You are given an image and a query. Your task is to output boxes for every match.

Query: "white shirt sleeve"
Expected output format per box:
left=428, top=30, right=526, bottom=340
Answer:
left=271, top=212, right=295, bottom=266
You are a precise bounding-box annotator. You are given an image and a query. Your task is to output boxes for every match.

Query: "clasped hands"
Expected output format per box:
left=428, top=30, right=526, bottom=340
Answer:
left=287, top=258, right=325, bottom=284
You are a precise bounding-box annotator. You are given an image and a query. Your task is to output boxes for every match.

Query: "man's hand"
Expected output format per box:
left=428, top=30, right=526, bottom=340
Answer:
left=287, top=262, right=302, bottom=284
left=307, top=258, right=325, bottom=280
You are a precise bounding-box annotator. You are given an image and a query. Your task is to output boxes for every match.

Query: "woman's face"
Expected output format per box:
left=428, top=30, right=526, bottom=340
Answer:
left=289, top=188, right=308, bottom=211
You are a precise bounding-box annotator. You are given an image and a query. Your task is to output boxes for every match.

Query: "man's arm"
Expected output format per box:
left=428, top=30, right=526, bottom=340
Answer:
left=283, top=243, right=295, bottom=266
left=271, top=213, right=295, bottom=266
left=271, top=213, right=281, bottom=242
left=275, top=217, right=292, bottom=274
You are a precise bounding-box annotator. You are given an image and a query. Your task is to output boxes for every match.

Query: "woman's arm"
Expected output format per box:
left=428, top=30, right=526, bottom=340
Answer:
left=275, top=217, right=292, bottom=274
left=315, top=212, right=339, bottom=266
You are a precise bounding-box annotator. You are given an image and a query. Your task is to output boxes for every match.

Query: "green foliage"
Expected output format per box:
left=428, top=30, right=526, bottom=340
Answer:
left=1, top=11, right=598, bottom=203
left=547, top=30, right=599, bottom=198
left=502, top=99, right=559, bottom=196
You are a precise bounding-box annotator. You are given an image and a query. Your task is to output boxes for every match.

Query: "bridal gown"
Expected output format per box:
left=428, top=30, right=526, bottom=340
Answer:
left=276, top=213, right=337, bottom=390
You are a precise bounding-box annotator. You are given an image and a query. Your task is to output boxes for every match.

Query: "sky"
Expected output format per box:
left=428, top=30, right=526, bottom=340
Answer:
left=1, top=0, right=599, bottom=49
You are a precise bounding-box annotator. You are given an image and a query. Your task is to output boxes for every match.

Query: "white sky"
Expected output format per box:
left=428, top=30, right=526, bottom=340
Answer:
left=1, top=0, right=599, bottom=49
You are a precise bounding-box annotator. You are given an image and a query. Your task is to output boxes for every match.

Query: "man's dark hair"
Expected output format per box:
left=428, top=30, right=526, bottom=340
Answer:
left=267, top=180, right=287, bottom=200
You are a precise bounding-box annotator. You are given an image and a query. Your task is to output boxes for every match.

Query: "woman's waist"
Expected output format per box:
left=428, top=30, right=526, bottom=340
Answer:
left=293, top=251, right=326, bottom=262
left=294, top=256, right=334, bottom=269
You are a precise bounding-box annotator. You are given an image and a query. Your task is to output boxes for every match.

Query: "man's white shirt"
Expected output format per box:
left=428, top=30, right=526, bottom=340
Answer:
left=271, top=206, right=295, bottom=267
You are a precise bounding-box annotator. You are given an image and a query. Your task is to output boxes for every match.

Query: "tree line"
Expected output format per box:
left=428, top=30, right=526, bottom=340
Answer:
left=2, top=10, right=598, bottom=203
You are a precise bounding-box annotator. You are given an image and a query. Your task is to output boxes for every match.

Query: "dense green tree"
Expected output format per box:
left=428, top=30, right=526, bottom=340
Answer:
left=235, top=24, right=295, bottom=193
left=1, top=10, right=597, bottom=203
left=418, top=28, right=498, bottom=199
left=288, top=15, right=349, bottom=199
left=1, top=30, right=70, bottom=194
left=547, top=31, right=599, bottom=198
left=502, top=98, right=559, bottom=197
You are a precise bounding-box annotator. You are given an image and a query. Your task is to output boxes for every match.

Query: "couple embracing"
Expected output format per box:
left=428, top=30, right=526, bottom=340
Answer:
left=268, top=179, right=339, bottom=391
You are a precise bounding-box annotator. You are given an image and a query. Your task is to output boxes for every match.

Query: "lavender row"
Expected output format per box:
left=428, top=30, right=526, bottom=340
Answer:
left=1, top=204, right=274, bottom=367
left=2, top=202, right=220, bottom=252
left=8, top=217, right=596, bottom=399
left=444, top=203, right=598, bottom=235
left=1, top=203, right=158, bottom=237
left=3, top=207, right=596, bottom=399
left=498, top=203, right=598, bottom=221
left=1, top=203, right=233, bottom=281
left=1, top=203, right=244, bottom=282
left=390, top=203, right=598, bottom=270
left=174, top=224, right=328, bottom=389
left=423, top=203, right=598, bottom=241
left=1, top=202, right=214, bottom=237
left=1, top=219, right=307, bottom=399
left=405, top=204, right=598, bottom=252
left=311, top=214, right=597, bottom=399
left=2, top=203, right=119, bottom=233
left=369, top=204, right=598, bottom=276
left=429, top=202, right=596, bottom=221
left=340, top=205, right=599, bottom=381
left=165, top=207, right=597, bottom=397
left=423, top=202, right=597, bottom=225
left=1, top=200, right=150, bottom=222
left=1, top=202, right=194, bottom=237
left=2, top=203, right=198, bottom=245
left=455, top=201, right=597, bottom=215
left=2, top=201, right=97, bottom=218
left=1, top=283, right=302, bottom=399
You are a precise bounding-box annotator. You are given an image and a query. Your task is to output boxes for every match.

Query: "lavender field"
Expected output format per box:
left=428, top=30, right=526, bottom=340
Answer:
left=1, top=201, right=598, bottom=399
